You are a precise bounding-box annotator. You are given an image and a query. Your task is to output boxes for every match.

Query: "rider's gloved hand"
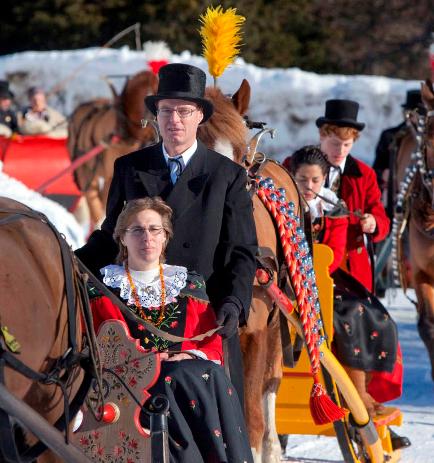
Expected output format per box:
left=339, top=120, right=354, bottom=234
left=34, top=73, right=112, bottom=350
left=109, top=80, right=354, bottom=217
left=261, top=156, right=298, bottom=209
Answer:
left=215, top=299, right=241, bottom=339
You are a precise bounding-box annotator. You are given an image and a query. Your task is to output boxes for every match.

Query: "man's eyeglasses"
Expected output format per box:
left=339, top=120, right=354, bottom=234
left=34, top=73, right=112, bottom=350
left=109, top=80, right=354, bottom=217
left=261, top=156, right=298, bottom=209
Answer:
left=157, top=107, right=198, bottom=119
left=124, top=226, right=165, bottom=237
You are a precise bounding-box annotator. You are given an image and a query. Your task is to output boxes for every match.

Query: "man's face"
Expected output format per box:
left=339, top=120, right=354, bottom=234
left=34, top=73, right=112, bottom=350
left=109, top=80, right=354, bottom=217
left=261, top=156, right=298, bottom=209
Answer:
left=156, top=99, right=203, bottom=155
left=320, top=133, right=354, bottom=167
left=0, top=97, right=11, bottom=111
left=30, top=91, right=47, bottom=112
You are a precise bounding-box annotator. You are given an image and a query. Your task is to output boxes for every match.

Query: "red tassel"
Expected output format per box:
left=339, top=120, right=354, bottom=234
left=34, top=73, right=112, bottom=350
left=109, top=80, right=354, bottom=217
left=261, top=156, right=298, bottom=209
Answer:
left=309, top=382, right=347, bottom=425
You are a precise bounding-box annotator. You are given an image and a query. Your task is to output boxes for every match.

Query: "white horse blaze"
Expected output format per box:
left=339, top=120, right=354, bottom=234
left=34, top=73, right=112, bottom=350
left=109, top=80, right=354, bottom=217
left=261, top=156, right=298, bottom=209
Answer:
left=213, top=138, right=234, bottom=161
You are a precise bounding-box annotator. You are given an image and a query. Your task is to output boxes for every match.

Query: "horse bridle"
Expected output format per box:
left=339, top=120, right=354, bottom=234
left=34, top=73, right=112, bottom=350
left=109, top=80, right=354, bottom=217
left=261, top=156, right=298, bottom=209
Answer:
left=0, top=207, right=101, bottom=463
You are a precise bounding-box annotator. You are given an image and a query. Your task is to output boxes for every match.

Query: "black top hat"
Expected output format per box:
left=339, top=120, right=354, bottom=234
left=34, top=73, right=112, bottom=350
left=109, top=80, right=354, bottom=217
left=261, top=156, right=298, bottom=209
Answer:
left=145, top=63, right=213, bottom=123
left=316, top=99, right=365, bottom=131
left=0, top=80, right=14, bottom=99
left=401, top=89, right=424, bottom=110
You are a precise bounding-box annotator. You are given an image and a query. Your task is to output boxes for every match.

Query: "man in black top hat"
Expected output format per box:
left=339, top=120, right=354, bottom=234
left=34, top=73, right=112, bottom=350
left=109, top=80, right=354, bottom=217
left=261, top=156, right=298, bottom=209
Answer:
left=76, top=63, right=258, bottom=401
left=373, top=89, right=425, bottom=216
left=0, top=80, right=19, bottom=136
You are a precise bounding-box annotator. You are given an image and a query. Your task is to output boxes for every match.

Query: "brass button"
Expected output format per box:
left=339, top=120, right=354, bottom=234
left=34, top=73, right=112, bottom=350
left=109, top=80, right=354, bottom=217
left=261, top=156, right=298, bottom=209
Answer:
left=357, top=247, right=363, bottom=254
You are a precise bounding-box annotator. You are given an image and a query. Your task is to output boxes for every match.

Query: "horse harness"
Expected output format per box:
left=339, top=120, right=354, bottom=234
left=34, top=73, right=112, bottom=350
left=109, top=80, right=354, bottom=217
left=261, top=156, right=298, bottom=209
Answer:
left=245, top=154, right=310, bottom=367
left=0, top=207, right=99, bottom=463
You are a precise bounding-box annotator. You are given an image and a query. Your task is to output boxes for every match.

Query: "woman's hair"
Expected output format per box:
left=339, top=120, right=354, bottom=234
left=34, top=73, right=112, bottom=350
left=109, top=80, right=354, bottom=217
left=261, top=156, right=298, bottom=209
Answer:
left=290, top=145, right=331, bottom=176
left=319, top=123, right=360, bottom=141
left=113, top=197, right=174, bottom=264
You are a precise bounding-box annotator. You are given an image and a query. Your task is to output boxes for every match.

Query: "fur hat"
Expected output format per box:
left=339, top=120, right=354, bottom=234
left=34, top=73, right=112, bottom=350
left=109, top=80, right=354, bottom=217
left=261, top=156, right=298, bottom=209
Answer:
left=145, top=63, right=213, bottom=123
left=316, top=99, right=365, bottom=131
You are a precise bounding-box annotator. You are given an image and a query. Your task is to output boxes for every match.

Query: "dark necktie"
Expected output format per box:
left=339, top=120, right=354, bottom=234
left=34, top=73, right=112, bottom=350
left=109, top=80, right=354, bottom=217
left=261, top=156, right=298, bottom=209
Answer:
left=329, top=167, right=341, bottom=193
left=168, top=156, right=185, bottom=184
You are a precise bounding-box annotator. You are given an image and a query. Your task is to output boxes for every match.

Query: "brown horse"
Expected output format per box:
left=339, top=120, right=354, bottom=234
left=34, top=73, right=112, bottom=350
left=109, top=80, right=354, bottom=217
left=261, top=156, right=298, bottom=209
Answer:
left=0, top=196, right=96, bottom=462
left=68, top=70, right=159, bottom=226
left=395, top=80, right=434, bottom=380
left=200, top=81, right=302, bottom=463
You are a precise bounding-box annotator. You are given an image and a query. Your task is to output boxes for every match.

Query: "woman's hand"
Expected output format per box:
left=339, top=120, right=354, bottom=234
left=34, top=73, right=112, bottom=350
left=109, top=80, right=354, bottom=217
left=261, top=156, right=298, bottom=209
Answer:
left=159, top=352, right=194, bottom=362
left=360, top=213, right=377, bottom=234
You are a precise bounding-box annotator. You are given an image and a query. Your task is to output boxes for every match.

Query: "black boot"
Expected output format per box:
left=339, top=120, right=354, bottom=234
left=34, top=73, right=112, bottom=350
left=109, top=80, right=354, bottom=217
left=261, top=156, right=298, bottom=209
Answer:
left=389, top=427, right=411, bottom=450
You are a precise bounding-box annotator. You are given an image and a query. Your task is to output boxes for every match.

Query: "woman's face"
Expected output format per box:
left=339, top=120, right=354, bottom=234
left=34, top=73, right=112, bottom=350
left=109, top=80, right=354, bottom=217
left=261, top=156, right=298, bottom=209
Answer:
left=294, top=164, right=326, bottom=201
left=121, top=209, right=167, bottom=270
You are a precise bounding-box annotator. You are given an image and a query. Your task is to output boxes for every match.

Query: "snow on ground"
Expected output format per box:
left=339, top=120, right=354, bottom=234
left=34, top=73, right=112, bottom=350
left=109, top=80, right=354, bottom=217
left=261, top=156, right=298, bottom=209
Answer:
left=282, top=288, right=434, bottom=463
left=0, top=161, right=85, bottom=248
left=0, top=47, right=422, bottom=164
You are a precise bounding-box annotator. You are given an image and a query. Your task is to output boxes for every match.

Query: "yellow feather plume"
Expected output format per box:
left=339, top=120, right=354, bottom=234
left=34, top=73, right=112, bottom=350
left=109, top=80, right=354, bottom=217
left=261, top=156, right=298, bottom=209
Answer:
left=199, top=5, right=245, bottom=83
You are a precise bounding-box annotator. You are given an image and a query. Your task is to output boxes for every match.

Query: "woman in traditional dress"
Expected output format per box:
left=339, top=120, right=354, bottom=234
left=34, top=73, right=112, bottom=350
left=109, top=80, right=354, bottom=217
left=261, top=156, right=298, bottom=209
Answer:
left=288, top=146, right=401, bottom=419
left=89, top=197, right=253, bottom=463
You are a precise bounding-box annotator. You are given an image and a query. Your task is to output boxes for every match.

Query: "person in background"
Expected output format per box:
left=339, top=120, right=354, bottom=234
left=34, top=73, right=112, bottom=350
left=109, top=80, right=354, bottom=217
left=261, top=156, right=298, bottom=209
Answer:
left=315, top=99, right=390, bottom=294
left=19, top=86, right=67, bottom=138
left=287, top=146, right=410, bottom=450
left=0, top=80, right=19, bottom=137
left=89, top=197, right=253, bottom=463
left=76, top=63, right=258, bottom=404
left=373, top=89, right=425, bottom=218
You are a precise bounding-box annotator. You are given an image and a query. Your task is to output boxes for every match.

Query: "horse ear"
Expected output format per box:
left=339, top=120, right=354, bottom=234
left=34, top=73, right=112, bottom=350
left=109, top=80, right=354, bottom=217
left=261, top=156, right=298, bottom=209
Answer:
left=232, top=79, right=251, bottom=116
left=421, top=80, right=434, bottom=107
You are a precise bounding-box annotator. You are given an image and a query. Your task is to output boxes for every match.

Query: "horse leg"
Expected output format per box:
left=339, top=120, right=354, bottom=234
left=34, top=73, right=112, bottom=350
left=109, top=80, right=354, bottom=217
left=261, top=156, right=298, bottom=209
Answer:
left=240, top=294, right=272, bottom=463
left=414, top=271, right=434, bottom=380
left=261, top=307, right=283, bottom=463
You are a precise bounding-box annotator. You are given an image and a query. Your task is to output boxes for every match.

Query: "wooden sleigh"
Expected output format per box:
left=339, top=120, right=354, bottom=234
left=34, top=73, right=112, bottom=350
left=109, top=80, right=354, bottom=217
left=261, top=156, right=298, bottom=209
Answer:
left=72, top=320, right=165, bottom=462
left=274, top=243, right=404, bottom=463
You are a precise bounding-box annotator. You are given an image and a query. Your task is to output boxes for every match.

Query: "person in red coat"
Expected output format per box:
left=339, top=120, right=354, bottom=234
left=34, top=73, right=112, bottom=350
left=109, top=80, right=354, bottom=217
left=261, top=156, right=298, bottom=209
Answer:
left=316, top=99, right=390, bottom=292
left=288, top=146, right=409, bottom=449
left=88, top=196, right=253, bottom=463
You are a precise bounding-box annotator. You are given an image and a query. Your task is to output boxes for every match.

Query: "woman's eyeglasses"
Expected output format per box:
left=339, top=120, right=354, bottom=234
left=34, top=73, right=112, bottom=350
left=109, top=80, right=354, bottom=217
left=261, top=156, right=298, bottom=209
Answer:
left=124, top=226, right=165, bottom=237
left=157, top=107, right=198, bottom=119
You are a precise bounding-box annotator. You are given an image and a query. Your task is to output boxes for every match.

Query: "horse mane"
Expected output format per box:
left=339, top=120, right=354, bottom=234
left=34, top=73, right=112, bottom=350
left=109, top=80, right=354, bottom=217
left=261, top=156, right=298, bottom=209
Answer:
left=199, top=86, right=249, bottom=164
left=120, top=70, right=159, bottom=141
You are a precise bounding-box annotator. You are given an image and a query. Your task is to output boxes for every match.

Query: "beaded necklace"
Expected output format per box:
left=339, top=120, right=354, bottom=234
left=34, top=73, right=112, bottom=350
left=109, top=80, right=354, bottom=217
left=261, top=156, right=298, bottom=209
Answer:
left=124, top=262, right=166, bottom=326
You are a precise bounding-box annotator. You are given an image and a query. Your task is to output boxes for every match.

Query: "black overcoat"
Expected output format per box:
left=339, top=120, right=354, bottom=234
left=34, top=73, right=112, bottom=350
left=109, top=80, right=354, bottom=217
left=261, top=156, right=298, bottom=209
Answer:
left=76, top=140, right=257, bottom=320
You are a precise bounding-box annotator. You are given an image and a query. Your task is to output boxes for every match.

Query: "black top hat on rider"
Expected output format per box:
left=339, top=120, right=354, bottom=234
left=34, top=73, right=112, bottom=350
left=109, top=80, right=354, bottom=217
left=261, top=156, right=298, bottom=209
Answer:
left=316, top=99, right=365, bottom=131
left=145, top=63, right=214, bottom=123
left=402, top=89, right=425, bottom=114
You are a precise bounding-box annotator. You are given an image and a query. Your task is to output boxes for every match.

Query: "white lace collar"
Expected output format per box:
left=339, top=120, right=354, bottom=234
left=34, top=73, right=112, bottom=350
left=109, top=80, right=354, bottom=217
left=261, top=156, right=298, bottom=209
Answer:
left=101, top=264, right=188, bottom=308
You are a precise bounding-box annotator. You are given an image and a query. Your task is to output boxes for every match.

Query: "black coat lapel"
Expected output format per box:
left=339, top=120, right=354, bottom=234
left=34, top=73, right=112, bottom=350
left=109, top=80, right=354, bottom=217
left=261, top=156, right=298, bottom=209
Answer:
left=136, top=142, right=173, bottom=199
left=166, top=140, right=209, bottom=219
left=342, top=154, right=362, bottom=177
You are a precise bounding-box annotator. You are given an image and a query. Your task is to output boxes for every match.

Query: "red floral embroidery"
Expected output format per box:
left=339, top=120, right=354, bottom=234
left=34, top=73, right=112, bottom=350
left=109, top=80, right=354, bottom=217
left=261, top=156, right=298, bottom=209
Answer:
left=228, top=387, right=233, bottom=396
left=170, top=321, right=178, bottom=328
left=165, top=376, right=172, bottom=384
left=96, top=446, right=104, bottom=456
left=119, top=430, right=126, bottom=438
left=113, top=445, right=123, bottom=456
left=189, top=283, right=196, bottom=289
left=370, top=330, right=379, bottom=340
left=128, top=439, right=138, bottom=449
left=378, top=351, right=388, bottom=359
left=354, top=347, right=361, bottom=355
left=91, top=430, right=101, bottom=439
left=214, top=429, right=221, bottom=437
left=79, top=437, right=89, bottom=446
left=138, top=324, right=145, bottom=331
left=129, top=376, right=137, bottom=387
left=189, top=400, right=196, bottom=409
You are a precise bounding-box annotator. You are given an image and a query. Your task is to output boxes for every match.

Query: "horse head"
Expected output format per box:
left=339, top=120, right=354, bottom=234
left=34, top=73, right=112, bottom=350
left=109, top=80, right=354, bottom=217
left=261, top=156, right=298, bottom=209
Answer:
left=420, top=79, right=434, bottom=208
left=198, top=80, right=251, bottom=164
left=119, top=70, right=159, bottom=145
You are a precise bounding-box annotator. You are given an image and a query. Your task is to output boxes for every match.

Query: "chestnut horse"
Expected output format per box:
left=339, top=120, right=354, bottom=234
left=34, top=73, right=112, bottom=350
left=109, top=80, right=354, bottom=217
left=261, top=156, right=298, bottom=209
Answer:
left=200, top=81, right=302, bottom=463
left=68, top=70, right=159, bottom=226
left=0, top=197, right=97, bottom=462
left=395, top=81, right=434, bottom=380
